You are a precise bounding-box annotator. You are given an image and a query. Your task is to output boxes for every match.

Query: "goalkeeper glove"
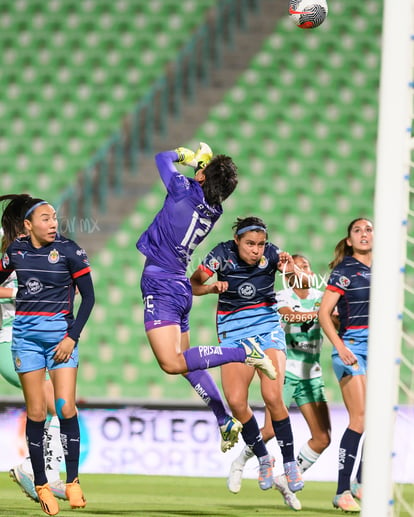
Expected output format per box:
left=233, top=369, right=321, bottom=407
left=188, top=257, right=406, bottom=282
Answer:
left=192, top=142, right=213, bottom=171
left=175, top=147, right=195, bottom=166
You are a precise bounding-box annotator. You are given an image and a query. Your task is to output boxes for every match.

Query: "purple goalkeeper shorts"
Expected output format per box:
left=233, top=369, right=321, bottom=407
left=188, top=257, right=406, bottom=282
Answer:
left=140, top=273, right=192, bottom=332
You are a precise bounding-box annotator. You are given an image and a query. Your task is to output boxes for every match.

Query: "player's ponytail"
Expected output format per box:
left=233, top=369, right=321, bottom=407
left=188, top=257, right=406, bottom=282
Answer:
left=0, top=194, right=46, bottom=253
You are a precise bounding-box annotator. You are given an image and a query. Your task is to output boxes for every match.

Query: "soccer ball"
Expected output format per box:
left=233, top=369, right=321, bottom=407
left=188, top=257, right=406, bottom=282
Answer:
left=289, top=0, right=328, bottom=29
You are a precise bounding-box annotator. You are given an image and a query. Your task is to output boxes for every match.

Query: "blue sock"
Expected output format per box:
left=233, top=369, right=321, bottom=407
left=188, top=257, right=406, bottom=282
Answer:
left=59, top=414, right=80, bottom=483
left=272, top=416, right=295, bottom=463
left=26, top=417, right=47, bottom=486
left=184, top=370, right=228, bottom=426
left=241, top=416, right=268, bottom=458
left=183, top=346, right=245, bottom=371
left=337, top=428, right=362, bottom=494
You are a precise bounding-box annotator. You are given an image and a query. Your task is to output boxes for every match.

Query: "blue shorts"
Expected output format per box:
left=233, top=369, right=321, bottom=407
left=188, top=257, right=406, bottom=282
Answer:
left=220, top=327, right=286, bottom=352
left=140, top=274, right=192, bottom=332
left=12, top=333, right=79, bottom=373
left=332, top=353, right=367, bottom=381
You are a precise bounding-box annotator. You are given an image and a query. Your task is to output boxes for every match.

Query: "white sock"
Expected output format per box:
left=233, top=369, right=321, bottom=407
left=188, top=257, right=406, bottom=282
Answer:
left=236, top=445, right=255, bottom=465
left=44, top=415, right=63, bottom=482
left=296, top=442, right=321, bottom=473
left=21, top=455, right=34, bottom=475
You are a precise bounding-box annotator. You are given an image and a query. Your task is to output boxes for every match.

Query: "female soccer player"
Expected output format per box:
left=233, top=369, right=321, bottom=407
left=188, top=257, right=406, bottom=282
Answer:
left=0, top=231, right=66, bottom=503
left=190, top=216, right=303, bottom=493
left=137, top=145, right=276, bottom=454
left=318, top=217, right=372, bottom=513
left=226, top=254, right=332, bottom=510
left=0, top=194, right=95, bottom=516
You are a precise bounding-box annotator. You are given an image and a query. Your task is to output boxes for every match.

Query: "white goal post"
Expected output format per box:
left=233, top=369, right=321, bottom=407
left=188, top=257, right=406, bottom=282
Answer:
left=362, top=0, right=413, bottom=516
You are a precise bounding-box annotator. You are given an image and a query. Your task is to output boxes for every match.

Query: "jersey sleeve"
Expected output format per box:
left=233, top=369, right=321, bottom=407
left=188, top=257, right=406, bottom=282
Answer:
left=66, top=242, right=92, bottom=279
left=276, top=288, right=291, bottom=310
left=326, top=266, right=347, bottom=295
left=155, top=150, right=192, bottom=200
left=199, top=243, right=226, bottom=277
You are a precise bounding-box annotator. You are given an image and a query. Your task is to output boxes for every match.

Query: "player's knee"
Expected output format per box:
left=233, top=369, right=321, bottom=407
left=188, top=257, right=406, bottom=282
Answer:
left=158, top=361, right=182, bottom=375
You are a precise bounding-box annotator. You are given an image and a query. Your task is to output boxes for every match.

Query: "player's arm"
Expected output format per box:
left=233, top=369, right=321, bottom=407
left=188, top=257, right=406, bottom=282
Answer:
left=319, top=289, right=357, bottom=365
left=67, top=273, right=95, bottom=342
left=0, top=286, right=17, bottom=299
left=154, top=147, right=196, bottom=189
left=190, top=266, right=229, bottom=296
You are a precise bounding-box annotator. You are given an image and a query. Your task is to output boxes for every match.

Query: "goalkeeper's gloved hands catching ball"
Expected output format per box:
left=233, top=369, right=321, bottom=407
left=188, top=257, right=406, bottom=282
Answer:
left=175, top=142, right=213, bottom=171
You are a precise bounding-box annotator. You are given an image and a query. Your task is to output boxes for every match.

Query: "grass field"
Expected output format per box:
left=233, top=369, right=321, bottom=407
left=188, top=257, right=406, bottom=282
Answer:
left=2, top=472, right=413, bottom=517
left=0, top=472, right=340, bottom=517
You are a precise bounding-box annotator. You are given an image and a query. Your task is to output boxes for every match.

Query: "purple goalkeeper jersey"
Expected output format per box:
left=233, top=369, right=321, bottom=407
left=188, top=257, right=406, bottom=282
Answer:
left=136, top=150, right=223, bottom=275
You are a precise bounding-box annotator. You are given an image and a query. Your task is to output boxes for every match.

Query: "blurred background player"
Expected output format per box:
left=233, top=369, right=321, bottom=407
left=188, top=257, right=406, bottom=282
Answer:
left=226, top=254, right=332, bottom=511
left=0, top=231, right=66, bottom=503
left=137, top=145, right=276, bottom=454
left=319, top=218, right=372, bottom=513
left=0, top=194, right=95, bottom=516
left=190, top=216, right=303, bottom=494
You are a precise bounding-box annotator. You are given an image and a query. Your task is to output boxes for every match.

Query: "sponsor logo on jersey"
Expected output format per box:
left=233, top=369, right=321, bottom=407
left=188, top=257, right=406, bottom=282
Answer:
left=76, top=248, right=87, bottom=256
left=238, top=282, right=256, bottom=299
left=17, top=251, right=27, bottom=259
left=338, top=275, right=350, bottom=288
left=208, top=257, right=220, bottom=271
left=258, top=256, right=268, bottom=269
left=26, top=277, right=43, bottom=294
left=48, top=248, right=60, bottom=264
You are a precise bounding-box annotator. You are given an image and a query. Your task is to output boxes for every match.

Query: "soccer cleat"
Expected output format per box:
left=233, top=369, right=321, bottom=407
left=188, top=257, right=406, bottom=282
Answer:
left=220, top=416, right=243, bottom=453
left=9, top=465, right=38, bottom=502
left=258, top=454, right=275, bottom=490
left=65, top=477, right=86, bottom=509
left=242, top=338, right=276, bottom=380
left=35, top=484, right=59, bottom=516
left=284, top=461, right=304, bottom=492
left=350, top=480, right=363, bottom=501
left=332, top=490, right=361, bottom=512
left=227, top=457, right=245, bottom=493
left=49, top=478, right=68, bottom=500
left=274, top=474, right=302, bottom=511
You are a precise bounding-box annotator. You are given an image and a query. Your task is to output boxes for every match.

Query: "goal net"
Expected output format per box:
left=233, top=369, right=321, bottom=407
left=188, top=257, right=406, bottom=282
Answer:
left=362, top=1, right=414, bottom=516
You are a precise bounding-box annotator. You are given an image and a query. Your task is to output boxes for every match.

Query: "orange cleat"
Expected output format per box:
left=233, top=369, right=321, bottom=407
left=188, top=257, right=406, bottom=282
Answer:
left=35, top=483, right=59, bottom=516
left=65, top=478, right=86, bottom=509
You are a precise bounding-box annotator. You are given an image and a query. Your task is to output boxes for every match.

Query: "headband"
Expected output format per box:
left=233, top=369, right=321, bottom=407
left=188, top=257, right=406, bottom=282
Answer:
left=236, top=225, right=267, bottom=236
left=24, top=201, right=48, bottom=219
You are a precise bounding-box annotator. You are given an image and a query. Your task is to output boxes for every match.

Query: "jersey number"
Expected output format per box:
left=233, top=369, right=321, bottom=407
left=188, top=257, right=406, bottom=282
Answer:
left=181, top=211, right=212, bottom=251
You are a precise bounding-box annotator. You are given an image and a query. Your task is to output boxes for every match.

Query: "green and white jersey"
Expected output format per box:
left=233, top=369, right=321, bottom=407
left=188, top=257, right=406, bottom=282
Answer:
left=276, top=287, right=323, bottom=380
left=0, top=271, right=17, bottom=343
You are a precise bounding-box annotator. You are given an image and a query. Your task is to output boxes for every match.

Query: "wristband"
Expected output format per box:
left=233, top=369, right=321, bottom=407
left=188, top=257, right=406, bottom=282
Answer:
left=11, top=287, right=18, bottom=299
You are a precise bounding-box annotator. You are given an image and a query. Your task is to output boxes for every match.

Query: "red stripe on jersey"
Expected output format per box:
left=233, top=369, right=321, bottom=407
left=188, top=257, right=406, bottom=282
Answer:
left=72, top=266, right=91, bottom=279
left=16, top=310, right=70, bottom=316
left=327, top=284, right=345, bottom=295
left=217, top=301, right=275, bottom=315
left=346, top=325, right=369, bottom=329
left=198, top=264, right=214, bottom=277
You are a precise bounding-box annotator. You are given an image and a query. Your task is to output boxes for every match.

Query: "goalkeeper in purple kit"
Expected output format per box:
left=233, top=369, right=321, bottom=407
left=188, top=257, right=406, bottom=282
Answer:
left=136, top=143, right=276, bottom=452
